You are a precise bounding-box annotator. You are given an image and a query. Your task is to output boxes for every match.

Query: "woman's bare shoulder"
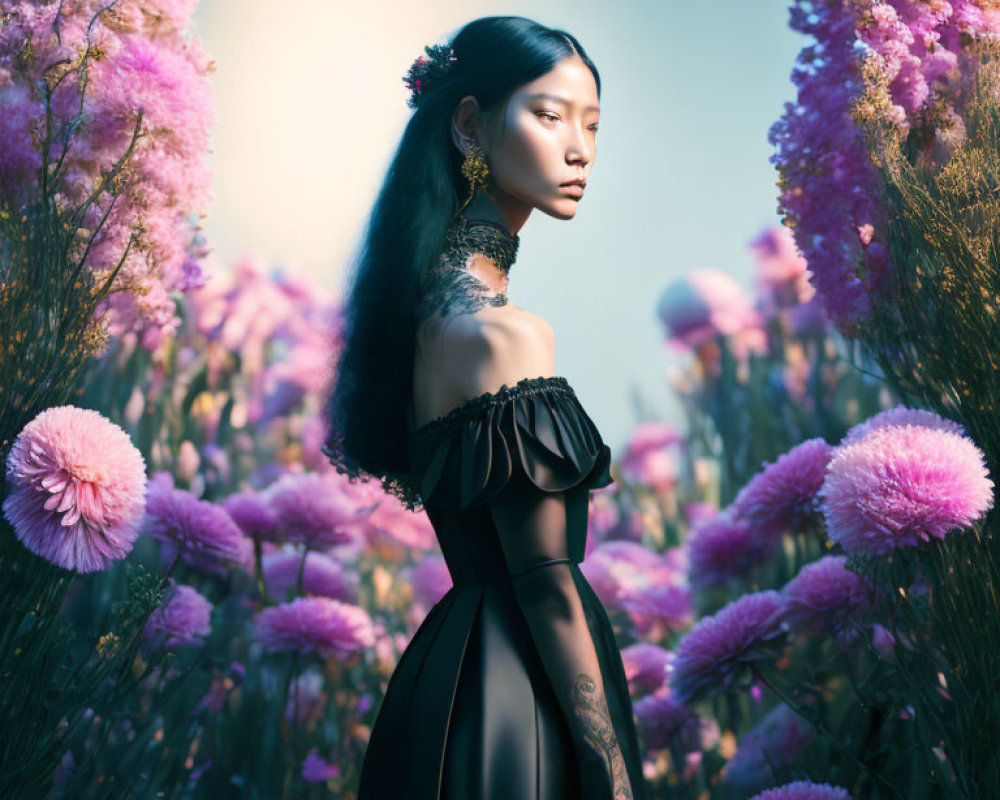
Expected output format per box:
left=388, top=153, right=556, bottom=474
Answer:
left=430, top=304, right=555, bottom=399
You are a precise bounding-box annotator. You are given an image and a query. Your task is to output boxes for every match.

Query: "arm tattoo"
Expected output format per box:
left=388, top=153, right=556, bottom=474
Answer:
left=571, top=672, right=635, bottom=800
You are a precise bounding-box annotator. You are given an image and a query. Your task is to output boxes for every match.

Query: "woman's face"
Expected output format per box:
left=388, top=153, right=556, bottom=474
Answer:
left=480, top=54, right=600, bottom=221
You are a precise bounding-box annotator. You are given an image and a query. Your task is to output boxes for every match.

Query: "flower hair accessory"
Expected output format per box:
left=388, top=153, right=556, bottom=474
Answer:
left=403, top=43, right=458, bottom=109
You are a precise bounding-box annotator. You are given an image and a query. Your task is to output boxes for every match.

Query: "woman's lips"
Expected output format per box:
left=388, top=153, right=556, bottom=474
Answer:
left=560, top=184, right=584, bottom=197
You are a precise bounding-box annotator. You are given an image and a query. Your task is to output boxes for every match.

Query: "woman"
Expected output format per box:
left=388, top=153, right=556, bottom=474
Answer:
left=323, top=16, right=648, bottom=800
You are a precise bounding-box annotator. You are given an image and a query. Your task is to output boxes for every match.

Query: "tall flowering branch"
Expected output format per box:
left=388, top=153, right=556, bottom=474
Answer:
left=850, top=37, right=1000, bottom=472
left=769, top=0, right=1000, bottom=336
left=0, top=0, right=216, bottom=449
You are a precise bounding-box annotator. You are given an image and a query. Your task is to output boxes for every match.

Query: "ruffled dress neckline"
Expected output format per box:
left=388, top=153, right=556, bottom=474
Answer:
left=409, top=375, right=570, bottom=439
left=407, top=374, right=612, bottom=513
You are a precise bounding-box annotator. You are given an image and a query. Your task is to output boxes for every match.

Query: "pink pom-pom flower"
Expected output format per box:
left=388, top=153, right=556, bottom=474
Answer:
left=3, top=406, right=147, bottom=573
left=820, top=424, right=994, bottom=555
left=255, top=596, right=376, bottom=659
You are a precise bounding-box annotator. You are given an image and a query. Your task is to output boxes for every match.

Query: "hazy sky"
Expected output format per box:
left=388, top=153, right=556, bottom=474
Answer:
left=191, top=0, right=805, bottom=455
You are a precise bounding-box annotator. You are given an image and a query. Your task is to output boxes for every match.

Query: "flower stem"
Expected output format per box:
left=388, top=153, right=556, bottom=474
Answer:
left=751, top=665, right=906, bottom=800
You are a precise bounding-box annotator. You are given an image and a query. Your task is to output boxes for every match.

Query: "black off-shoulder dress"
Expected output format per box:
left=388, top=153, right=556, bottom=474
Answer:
left=356, top=375, right=648, bottom=800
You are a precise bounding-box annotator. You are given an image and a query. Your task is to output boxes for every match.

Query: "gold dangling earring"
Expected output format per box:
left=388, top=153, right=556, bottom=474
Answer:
left=455, top=140, right=489, bottom=218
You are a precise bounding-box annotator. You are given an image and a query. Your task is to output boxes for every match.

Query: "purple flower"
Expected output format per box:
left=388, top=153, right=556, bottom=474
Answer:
left=144, top=483, right=250, bottom=575
left=53, top=750, right=74, bottom=788
left=780, top=555, right=869, bottom=636
left=671, top=591, right=786, bottom=703
left=301, top=747, right=341, bottom=784
left=407, top=555, right=454, bottom=608
left=840, top=405, right=967, bottom=446
left=634, top=688, right=720, bottom=753
left=731, top=438, right=833, bottom=535
left=3, top=406, right=147, bottom=573
left=820, top=425, right=994, bottom=554
left=727, top=703, right=816, bottom=792
left=143, top=581, right=213, bottom=649
left=255, top=596, right=376, bottom=658
left=621, top=643, right=675, bottom=695
left=224, top=490, right=283, bottom=543
left=788, top=294, right=830, bottom=337
left=580, top=540, right=683, bottom=614
left=265, top=472, right=369, bottom=549
left=749, top=781, right=853, bottom=800
left=871, top=622, right=896, bottom=660
left=689, top=512, right=780, bottom=586
left=262, top=548, right=359, bottom=602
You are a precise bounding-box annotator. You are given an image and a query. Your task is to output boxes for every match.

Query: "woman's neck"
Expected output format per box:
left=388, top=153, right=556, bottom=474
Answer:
left=414, top=214, right=521, bottom=330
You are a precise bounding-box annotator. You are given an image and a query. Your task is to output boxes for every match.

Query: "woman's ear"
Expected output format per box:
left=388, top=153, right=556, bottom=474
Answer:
left=451, top=95, right=483, bottom=155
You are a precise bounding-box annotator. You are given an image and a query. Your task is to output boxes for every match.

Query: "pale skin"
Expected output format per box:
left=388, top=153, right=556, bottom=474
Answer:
left=412, top=53, right=601, bottom=429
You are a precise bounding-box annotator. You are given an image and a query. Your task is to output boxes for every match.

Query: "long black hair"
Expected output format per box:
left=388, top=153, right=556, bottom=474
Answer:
left=322, top=16, right=602, bottom=511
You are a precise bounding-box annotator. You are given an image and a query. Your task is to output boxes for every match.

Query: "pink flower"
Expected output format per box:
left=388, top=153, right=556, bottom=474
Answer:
left=620, top=583, right=694, bottom=637
left=683, top=501, right=720, bottom=527
left=284, top=668, right=327, bottom=725
left=368, top=499, right=437, bottom=551
left=840, top=404, right=967, bottom=446
left=657, top=269, right=765, bottom=352
left=621, top=642, right=675, bottom=695
left=255, top=596, right=376, bottom=658
left=748, top=225, right=816, bottom=314
left=620, top=421, right=684, bottom=491
left=265, top=472, right=370, bottom=549
left=0, top=1, right=216, bottom=348
left=769, top=0, right=1000, bottom=334
left=820, top=425, right=994, bottom=554
left=3, top=406, right=147, bottom=573
left=224, top=489, right=283, bottom=543
left=580, top=541, right=684, bottom=614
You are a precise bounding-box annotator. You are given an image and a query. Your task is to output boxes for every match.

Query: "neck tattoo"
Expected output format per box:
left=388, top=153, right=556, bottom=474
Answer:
left=416, top=215, right=520, bottom=328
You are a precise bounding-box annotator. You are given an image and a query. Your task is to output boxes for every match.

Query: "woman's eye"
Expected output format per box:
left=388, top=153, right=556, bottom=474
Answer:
left=537, top=112, right=559, bottom=122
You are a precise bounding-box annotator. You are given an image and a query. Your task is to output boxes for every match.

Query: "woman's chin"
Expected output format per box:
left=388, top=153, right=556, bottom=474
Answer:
left=539, top=199, right=581, bottom=220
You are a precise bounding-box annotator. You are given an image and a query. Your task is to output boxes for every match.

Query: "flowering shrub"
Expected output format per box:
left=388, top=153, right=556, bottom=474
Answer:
left=0, top=0, right=215, bottom=350
left=769, top=0, right=1000, bottom=335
